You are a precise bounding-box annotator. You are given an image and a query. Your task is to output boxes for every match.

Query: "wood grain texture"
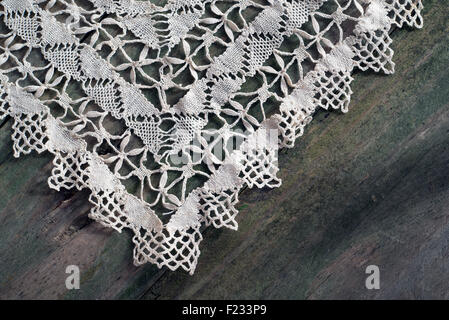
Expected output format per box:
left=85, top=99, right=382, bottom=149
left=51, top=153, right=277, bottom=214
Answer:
left=0, top=1, right=448, bottom=299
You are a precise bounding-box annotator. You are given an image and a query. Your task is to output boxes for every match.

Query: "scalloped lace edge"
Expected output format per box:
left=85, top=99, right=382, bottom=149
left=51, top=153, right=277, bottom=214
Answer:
left=0, top=0, right=423, bottom=275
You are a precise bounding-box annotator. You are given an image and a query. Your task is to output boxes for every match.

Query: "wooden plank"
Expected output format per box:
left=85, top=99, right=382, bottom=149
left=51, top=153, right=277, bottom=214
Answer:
left=0, top=0, right=447, bottom=299
left=0, top=119, right=163, bottom=300
left=139, top=0, right=449, bottom=300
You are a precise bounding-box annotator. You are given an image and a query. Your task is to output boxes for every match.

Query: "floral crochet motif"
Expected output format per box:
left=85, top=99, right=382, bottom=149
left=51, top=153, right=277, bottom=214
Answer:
left=0, top=0, right=423, bottom=274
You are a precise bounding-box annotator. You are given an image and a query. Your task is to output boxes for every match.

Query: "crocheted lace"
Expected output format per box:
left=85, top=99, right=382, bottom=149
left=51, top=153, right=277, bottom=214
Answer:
left=0, top=0, right=423, bottom=274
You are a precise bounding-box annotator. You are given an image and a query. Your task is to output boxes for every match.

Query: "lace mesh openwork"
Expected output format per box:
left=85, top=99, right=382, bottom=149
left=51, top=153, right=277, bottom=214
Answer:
left=0, top=0, right=423, bottom=274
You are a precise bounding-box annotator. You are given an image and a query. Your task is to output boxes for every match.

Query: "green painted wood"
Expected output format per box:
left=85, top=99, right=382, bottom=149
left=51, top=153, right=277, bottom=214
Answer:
left=0, top=1, right=448, bottom=299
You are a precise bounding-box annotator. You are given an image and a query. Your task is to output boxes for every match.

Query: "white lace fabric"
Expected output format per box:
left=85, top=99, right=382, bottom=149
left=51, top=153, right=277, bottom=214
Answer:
left=0, top=0, right=423, bottom=274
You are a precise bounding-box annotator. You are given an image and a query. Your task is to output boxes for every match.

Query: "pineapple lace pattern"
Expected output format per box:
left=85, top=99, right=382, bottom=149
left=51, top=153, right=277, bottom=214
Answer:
left=0, top=0, right=423, bottom=274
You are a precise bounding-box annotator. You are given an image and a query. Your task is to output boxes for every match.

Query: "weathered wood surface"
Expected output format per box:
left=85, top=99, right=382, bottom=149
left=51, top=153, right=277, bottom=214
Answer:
left=0, top=1, right=448, bottom=299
